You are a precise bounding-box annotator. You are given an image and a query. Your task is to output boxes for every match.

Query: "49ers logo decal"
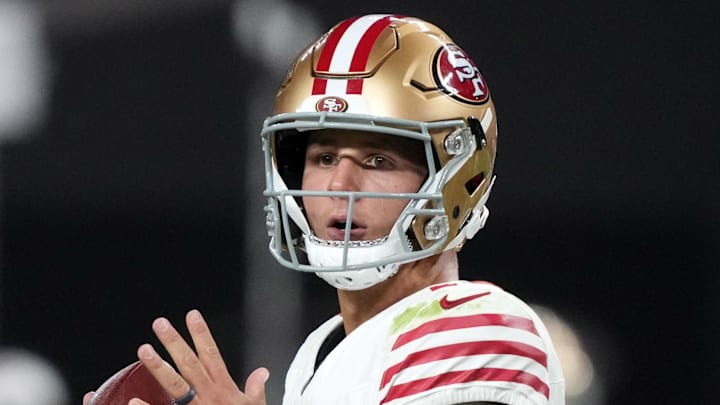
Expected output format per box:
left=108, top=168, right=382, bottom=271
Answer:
left=433, top=44, right=489, bottom=104
left=315, top=96, right=348, bottom=112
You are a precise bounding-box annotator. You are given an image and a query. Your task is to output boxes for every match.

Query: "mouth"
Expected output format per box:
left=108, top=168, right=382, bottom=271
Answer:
left=331, top=220, right=359, bottom=230
left=325, top=216, right=366, bottom=240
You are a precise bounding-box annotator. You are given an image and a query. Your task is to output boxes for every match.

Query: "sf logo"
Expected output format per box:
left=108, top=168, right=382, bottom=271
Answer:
left=315, top=96, right=348, bottom=112
left=447, top=49, right=486, bottom=99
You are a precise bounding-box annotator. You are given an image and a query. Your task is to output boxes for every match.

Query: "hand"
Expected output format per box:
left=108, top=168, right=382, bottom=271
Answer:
left=131, top=309, right=268, bottom=405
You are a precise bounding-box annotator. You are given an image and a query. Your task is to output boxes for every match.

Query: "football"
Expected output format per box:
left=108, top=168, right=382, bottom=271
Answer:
left=89, top=361, right=174, bottom=405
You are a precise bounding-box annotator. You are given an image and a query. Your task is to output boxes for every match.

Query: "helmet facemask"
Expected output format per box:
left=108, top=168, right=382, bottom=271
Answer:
left=263, top=112, right=489, bottom=290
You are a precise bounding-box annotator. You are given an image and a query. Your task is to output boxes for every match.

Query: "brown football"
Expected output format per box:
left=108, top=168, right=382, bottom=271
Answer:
left=89, top=361, right=174, bottom=405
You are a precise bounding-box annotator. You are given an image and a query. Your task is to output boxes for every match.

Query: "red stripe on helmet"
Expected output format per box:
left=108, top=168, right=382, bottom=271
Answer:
left=345, top=15, right=395, bottom=94
left=311, top=16, right=359, bottom=95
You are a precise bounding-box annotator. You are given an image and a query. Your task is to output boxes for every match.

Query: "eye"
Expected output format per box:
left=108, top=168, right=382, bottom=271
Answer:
left=366, top=155, right=393, bottom=169
left=318, top=153, right=336, bottom=166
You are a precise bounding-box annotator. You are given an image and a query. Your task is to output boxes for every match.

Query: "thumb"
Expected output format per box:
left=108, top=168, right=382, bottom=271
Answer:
left=244, top=367, right=270, bottom=403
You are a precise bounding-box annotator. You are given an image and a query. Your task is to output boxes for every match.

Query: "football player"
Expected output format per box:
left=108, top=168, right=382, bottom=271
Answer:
left=86, top=14, right=565, bottom=405
left=262, top=14, right=565, bottom=405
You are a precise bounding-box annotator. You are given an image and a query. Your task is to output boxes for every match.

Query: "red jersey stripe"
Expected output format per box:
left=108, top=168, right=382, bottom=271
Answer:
left=345, top=15, right=394, bottom=94
left=392, top=313, right=540, bottom=350
left=311, top=16, right=358, bottom=95
left=380, top=340, right=548, bottom=389
left=380, top=367, right=550, bottom=404
left=429, top=282, right=458, bottom=291
left=431, top=281, right=496, bottom=291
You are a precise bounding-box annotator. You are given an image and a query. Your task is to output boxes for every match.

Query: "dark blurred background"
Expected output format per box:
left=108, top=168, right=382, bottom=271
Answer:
left=0, top=1, right=717, bottom=404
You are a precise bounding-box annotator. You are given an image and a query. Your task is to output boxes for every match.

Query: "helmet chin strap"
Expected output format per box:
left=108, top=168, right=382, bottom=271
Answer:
left=316, top=263, right=399, bottom=291
left=304, top=230, right=406, bottom=290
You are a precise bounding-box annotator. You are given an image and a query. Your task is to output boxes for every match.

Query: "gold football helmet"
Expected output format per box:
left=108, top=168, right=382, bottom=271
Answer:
left=262, top=14, right=497, bottom=290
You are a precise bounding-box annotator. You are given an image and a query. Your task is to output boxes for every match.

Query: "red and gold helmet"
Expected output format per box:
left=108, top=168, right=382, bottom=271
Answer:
left=262, top=14, right=497, bottom=290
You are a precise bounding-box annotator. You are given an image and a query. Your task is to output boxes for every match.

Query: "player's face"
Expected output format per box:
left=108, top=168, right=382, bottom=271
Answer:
left=302, top=129, right=427, bottom=241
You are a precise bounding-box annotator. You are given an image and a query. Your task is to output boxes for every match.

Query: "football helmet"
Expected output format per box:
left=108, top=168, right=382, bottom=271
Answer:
left=262, top=14, right=497, bottom=290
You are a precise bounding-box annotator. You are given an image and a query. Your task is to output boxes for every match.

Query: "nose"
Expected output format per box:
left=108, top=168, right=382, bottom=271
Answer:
left=328, top=157, right=361, bottom=192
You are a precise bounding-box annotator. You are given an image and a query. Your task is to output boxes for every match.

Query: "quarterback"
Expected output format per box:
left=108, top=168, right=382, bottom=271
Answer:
left=85, top=14, right=565, bottom=405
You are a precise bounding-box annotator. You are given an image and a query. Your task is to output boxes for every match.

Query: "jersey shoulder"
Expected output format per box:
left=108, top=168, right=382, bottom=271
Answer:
left=388, top=281, right=534, bottom=332
left=378, top=281, right=557, bottom=405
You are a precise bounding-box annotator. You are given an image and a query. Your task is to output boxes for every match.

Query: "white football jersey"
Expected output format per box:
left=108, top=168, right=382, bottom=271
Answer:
left=283, top=281, right=565, bottom=405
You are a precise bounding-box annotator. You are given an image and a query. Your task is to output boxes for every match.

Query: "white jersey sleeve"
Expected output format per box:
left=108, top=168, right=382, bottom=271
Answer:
left=283, top=281, right=565, bottom=405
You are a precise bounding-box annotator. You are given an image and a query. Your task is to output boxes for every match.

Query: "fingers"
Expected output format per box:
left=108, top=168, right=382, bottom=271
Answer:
left=185, top=309, right=231, bottom=382
left=82, top=391, right=94, bottom=405
left=137, top=343, right=195, bottom=401
left=151, top=316, right=212, bottom=389
left=138, top=310, right=249, bottom=405
left=244, top=367, right=269, bottom=403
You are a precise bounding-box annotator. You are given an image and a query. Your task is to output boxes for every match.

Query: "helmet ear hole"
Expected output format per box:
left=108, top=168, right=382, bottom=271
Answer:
left=452, top=206, right=460, bottom=219
left=465, top=171, right=486, bottom=195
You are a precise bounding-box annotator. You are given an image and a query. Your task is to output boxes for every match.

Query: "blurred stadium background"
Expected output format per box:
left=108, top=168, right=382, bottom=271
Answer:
left=0, top=1, right=716, bottom=404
